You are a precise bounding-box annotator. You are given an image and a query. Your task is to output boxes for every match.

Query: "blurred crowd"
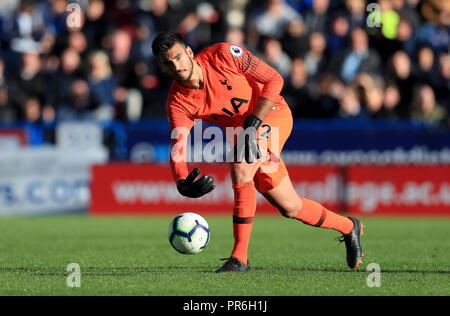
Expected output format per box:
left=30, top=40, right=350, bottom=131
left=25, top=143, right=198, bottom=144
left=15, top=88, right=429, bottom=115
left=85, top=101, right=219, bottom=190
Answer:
left=0, top=0, right=448, bottom=127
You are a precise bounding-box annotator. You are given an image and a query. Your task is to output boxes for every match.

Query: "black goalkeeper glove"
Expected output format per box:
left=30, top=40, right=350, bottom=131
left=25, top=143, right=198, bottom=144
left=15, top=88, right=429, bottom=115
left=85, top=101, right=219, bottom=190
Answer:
left=177, top=168, right=215, bottom=198
left=234, top=114, right=262, bottom=163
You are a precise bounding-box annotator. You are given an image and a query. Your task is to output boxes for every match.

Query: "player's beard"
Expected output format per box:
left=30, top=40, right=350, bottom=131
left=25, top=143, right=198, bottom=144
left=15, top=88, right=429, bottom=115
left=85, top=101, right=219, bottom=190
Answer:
left=175, top=58, right=194, bottom=83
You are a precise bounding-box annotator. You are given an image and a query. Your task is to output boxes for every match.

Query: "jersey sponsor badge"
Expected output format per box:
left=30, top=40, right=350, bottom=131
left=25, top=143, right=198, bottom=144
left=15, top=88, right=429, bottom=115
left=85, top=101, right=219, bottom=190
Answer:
left=230, top=45, right=243, bottom=58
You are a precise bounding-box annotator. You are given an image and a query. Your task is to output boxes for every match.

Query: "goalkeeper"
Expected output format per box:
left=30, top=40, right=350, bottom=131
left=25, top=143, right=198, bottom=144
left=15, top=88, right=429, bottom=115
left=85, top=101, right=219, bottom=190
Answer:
left=152, top=32, right=364, bottom=273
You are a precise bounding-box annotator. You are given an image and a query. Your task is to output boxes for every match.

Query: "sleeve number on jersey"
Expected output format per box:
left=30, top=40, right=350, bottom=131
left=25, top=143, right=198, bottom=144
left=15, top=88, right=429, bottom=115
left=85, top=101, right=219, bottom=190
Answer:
left=260, top=124, right=272, bottom=139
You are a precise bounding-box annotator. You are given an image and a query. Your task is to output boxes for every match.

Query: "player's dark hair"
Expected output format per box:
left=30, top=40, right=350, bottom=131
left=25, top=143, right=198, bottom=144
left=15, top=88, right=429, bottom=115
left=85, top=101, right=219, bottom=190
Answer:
left=152, top=32, right=186, bottom=59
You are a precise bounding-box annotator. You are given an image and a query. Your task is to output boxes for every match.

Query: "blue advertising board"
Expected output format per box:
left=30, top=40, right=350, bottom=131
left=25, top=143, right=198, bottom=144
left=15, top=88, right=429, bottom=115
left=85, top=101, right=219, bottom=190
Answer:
left=125, top=119, right=450, bottom=165
left=2, top=119, right=449, bottom=164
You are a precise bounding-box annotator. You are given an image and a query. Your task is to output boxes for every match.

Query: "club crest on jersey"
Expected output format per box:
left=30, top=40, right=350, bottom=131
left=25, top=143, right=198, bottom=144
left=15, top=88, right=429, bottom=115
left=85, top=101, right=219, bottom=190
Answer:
left=230, top=45, right=243, bottom=58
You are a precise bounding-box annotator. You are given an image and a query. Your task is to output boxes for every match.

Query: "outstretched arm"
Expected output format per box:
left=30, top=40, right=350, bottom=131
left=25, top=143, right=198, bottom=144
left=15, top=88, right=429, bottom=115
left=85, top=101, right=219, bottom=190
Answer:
left=167, top=105, right=193, bottom=182
left=168, top=105, right=215, bottom=197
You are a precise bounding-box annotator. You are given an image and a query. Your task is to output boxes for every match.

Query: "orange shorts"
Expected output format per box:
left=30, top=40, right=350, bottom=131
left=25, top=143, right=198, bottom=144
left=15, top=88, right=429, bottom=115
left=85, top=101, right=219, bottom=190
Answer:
left=253, top=102, right=293, bottom=193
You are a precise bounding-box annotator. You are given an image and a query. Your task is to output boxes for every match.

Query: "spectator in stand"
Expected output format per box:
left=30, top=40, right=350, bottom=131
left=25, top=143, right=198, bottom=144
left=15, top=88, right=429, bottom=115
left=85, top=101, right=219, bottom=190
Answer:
left=46, top=48, right=83, bottom=118
left=410, top=85, right=447, bottom=126
left=304, top=0, right=329, bottom=34
left=110, top=28, right=146, bottom=121
left=374, top=15, right=416, bottom=61
left=0, top=57, right=16, bottom=122
left=4, top=0, right=47, bottom=54
left=392, top=0, right=422, bottom=31
left=131, top=18, right=169, bottom=120
left=335, top=27, right=382, bottom=84
left=250, top=0, right=303, bottom=40
left=110, top=29, right=135, bottom=88
left=416, top=46, right=437, bottom=87
left=83, top=0, right=110, bottom=51
left=54, top=29, right=88, bottom=76
left=0, top=86, right=13, bottom=122
left=262, top=37, right=292, bottom=79
left=335, top=84, right=369, bottom=119
left=381, top=82, right=402, bottom=119
left=433, top=54, right=450, bottom=113
left=418, top=0, right=450, bottom=55
left=9, top=50, right=48, bottom=116
left=282, top=58, right=316, bottom=118
left=57, top=79, right=101, bottom=120
left=355, top=73, right=386, bottom=119
left=386, top=50, right=418, bottom=117
left=345, top=0, right=366, bottom=30
left=176, top=2, right=222, bottom=52
left=0, top=0, right=447, bottom=125
left=303, top=31, right=328, bottom=80
left=22, top=96, right=41, bottom=124
left=325, top=12, right=350, bottom=55
left=22, top=96, right=48, bottom=145
left=67, top=30, right=89, bottom=57
left=87, top=50, right=117, bottom=121
left=315, top=73, right=343, bottom=117
left=131, top=15, right=156, bottom=63
left=44, top=0, right=69, bottom=36
left=151, top=0, right=183, bottom=34
left=280, top=19, right=308, bottom=59
left=225, top=27, right=246, bottom=46
left=395, top=17, right=417, bottom=58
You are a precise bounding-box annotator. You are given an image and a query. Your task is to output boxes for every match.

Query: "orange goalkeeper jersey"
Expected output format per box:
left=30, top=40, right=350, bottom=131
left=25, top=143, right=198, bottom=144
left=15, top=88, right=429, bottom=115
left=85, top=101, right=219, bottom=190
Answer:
left=166, top=43, right=287, bottom=181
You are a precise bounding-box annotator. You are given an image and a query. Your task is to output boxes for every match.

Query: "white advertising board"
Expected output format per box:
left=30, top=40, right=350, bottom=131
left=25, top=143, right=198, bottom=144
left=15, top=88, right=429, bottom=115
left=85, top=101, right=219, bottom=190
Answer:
left=0, top=146, right=108, bottom=216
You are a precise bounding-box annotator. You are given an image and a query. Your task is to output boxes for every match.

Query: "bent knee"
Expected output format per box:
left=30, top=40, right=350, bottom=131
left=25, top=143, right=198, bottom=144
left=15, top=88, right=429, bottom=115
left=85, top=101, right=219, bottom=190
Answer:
left=230, top=163, right=255, bottom=184
left=278, top=200, right=302, bottom=219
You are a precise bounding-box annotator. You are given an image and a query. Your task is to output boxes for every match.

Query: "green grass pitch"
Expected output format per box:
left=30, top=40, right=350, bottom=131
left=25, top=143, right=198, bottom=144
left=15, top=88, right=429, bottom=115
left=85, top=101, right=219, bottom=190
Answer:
left=0, top=215, right=449, bottom=296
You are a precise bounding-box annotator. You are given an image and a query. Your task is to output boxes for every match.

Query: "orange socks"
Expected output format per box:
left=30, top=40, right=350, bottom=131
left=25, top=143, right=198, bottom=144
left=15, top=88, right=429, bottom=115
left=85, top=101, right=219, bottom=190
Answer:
left=295, top=197, right=354, bottom=235
left=230, top=184, right=354, bottom=264
left=231, top=181, right=256, bottom=265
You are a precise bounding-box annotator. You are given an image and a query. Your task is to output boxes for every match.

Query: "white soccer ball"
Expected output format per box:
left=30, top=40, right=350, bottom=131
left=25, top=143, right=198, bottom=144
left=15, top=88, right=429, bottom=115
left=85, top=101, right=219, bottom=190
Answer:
left=168, top=212, right=210, bottom=254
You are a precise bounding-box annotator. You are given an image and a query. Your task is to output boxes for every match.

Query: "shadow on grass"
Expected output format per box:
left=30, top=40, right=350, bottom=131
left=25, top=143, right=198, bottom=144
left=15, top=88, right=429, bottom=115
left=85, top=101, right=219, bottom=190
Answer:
left=0, top=266, right=449, bottom=276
